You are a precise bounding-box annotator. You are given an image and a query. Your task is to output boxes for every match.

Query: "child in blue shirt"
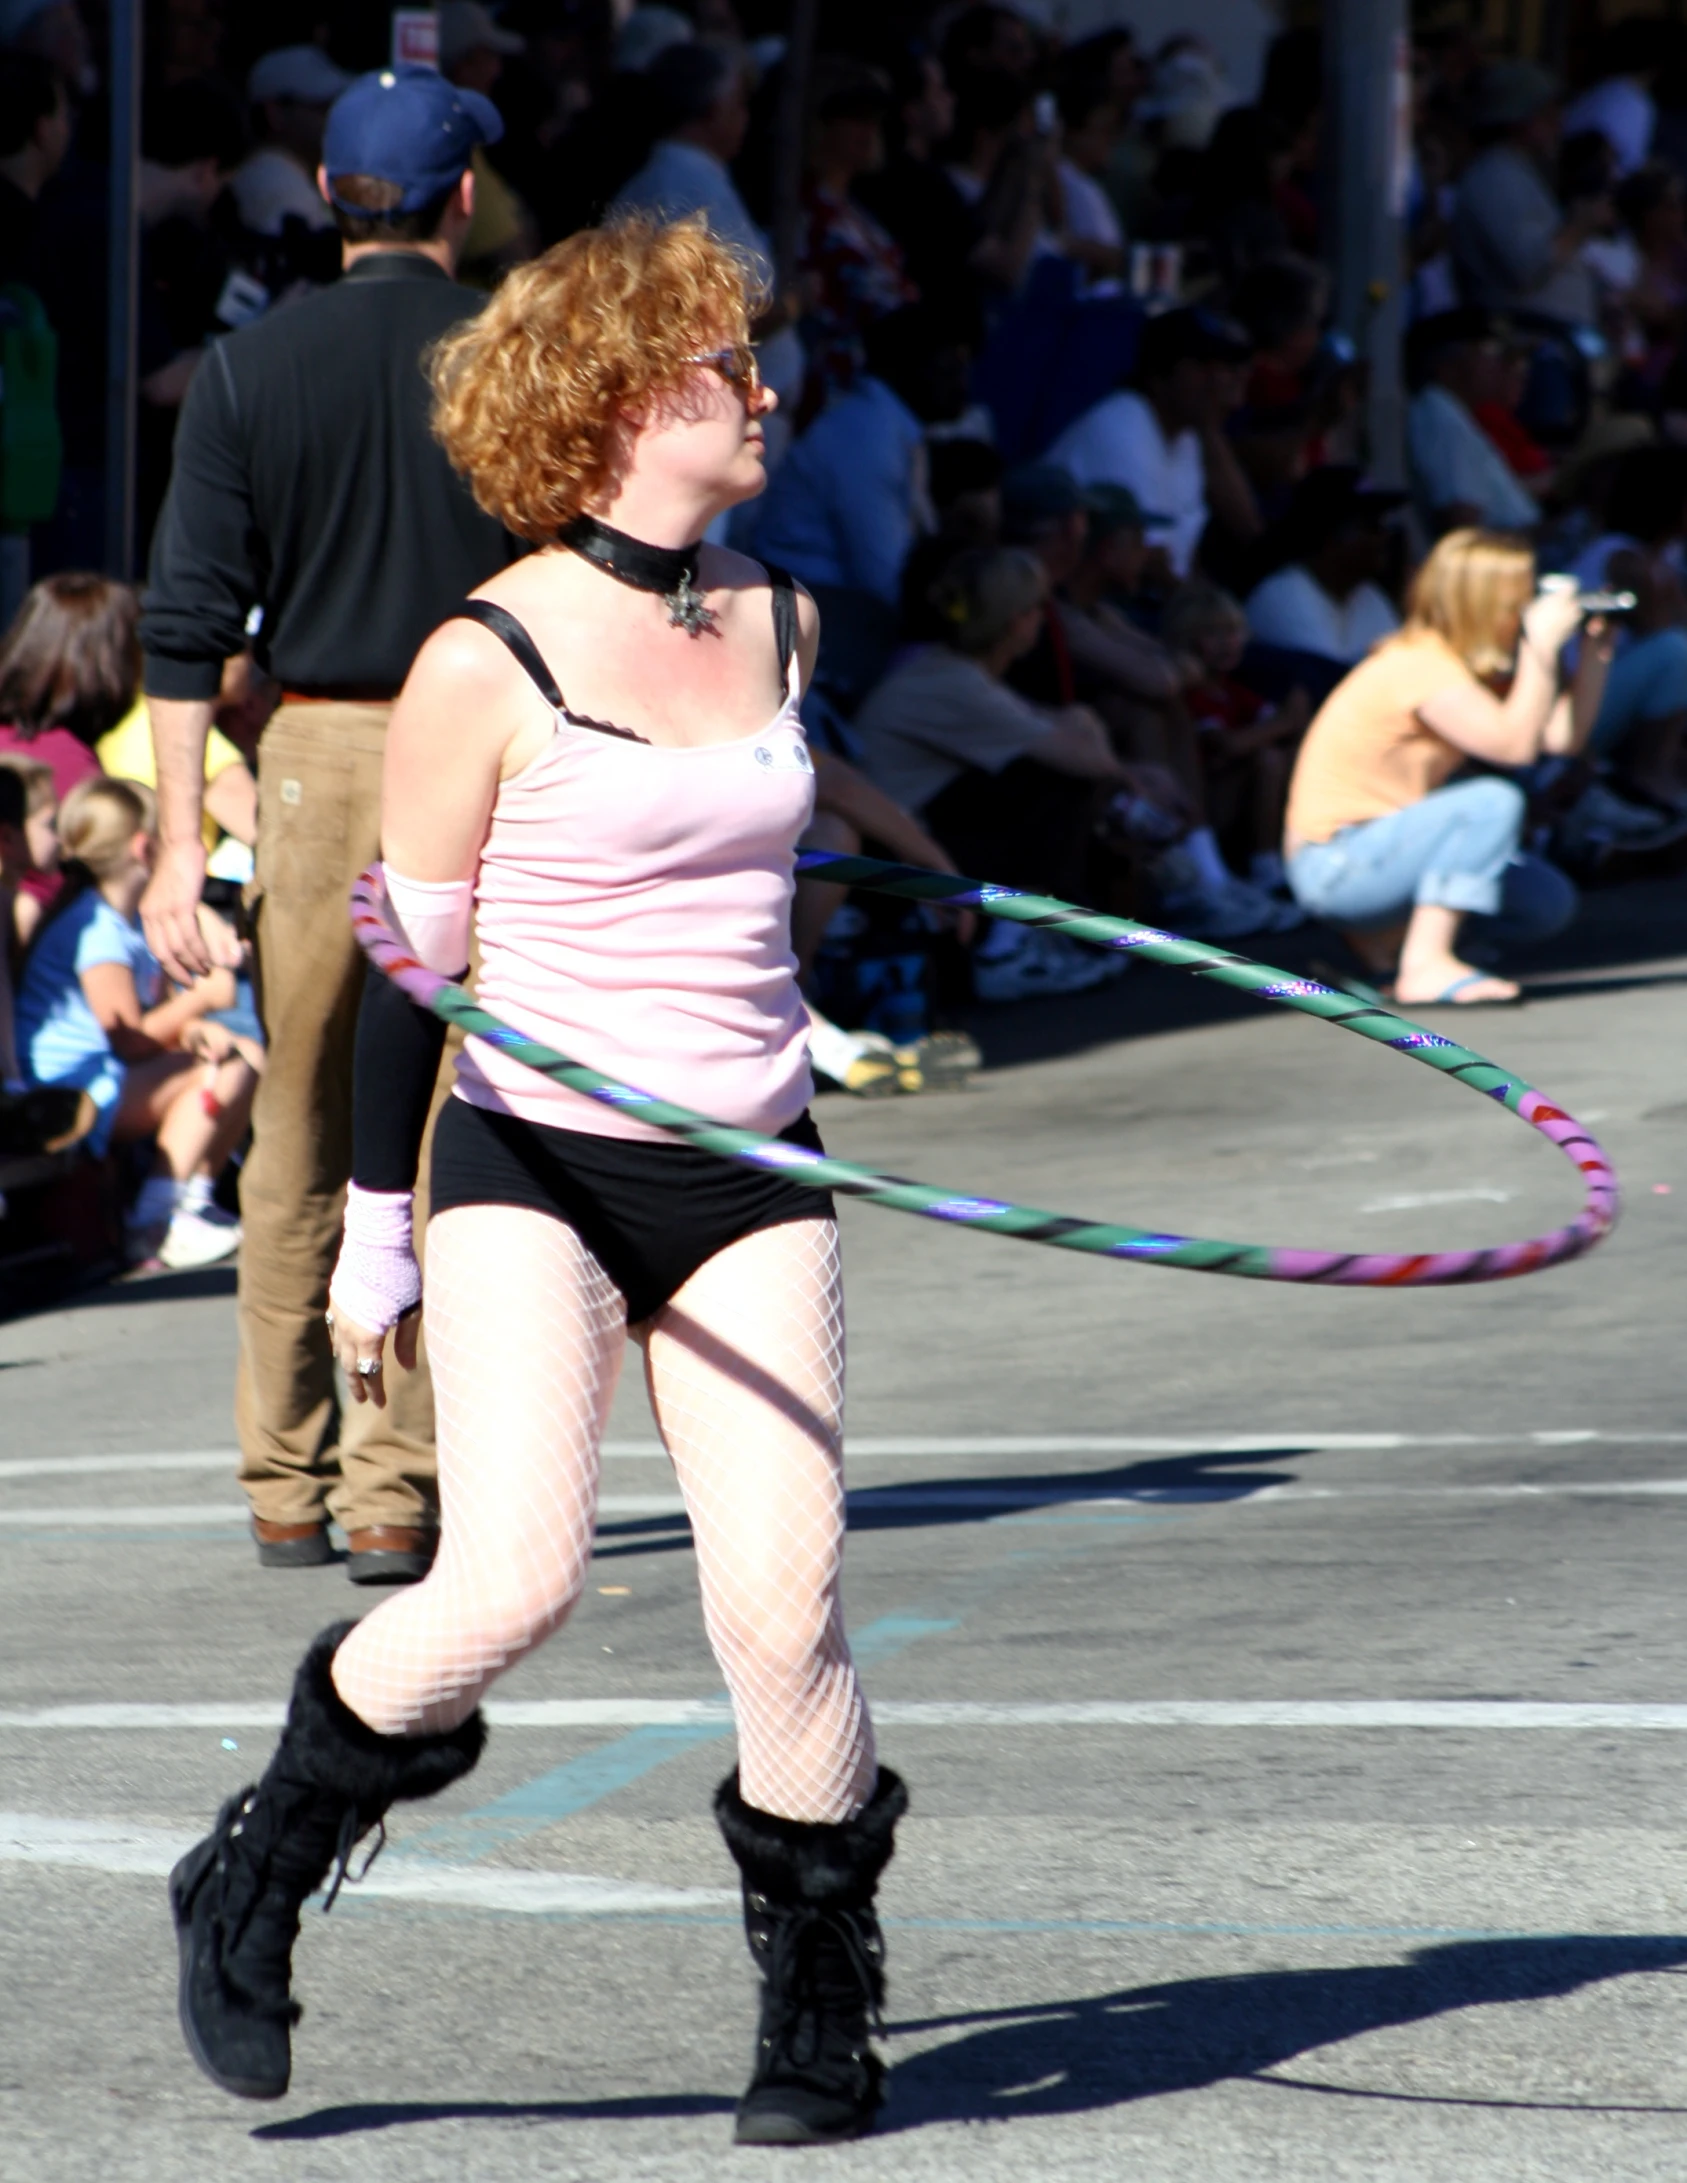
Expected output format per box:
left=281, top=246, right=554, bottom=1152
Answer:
left=16, top=776, right=261, bottom=1269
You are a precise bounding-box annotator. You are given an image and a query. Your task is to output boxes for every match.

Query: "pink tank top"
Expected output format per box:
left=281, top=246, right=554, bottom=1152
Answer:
left=451, top=592, right=817, bottom=1145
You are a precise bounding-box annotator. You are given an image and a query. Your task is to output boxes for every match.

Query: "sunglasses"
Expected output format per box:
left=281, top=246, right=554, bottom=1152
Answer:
left=686, top=343, right=761, bottom=392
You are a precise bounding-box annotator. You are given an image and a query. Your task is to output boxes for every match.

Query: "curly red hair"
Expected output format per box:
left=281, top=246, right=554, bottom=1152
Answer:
left=430, top=216, right=756, bottom=542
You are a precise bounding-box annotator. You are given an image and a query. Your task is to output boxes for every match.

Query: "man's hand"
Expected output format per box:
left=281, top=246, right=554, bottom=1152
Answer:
left=194, top=901, right=248, bottom=971
left=142, top=836, right=212, bottom=983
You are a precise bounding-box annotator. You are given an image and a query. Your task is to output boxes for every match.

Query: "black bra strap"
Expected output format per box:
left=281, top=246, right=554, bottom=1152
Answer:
left=453, top=576, right=801, bottom=721
left=762, top=561, right=798, bottom=682
left=451, top=598, right=564, bottom=710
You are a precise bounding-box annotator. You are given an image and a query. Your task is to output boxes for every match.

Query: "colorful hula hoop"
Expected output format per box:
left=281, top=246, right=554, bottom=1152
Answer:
left=349, top=854, right=1617, bottom=1288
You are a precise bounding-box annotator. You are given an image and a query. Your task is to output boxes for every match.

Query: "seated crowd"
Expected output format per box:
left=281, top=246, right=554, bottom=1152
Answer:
left=7, top=2, right=1687, bottom=1279
left=0, top=572, right=267, bottom=1272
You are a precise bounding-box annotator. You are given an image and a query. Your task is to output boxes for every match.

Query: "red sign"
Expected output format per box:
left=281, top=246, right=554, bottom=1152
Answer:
left=391, top=10, right=439, bottom=69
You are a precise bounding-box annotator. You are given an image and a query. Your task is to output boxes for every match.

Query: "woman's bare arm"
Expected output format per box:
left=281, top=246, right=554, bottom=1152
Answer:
left=1415, top=592, right=1587, bottom=766
left=379, top=621, right=536, bottom=881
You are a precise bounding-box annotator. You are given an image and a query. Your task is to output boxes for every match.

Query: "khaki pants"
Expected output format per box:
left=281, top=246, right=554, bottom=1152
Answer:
left=236, top=703, right=448, bottom=1531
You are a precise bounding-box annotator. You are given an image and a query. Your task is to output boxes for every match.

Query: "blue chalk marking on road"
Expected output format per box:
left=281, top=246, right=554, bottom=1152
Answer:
left=395, top=1613, right=961, bottom=1864
left=849, top=1616, right=960, bottom=1663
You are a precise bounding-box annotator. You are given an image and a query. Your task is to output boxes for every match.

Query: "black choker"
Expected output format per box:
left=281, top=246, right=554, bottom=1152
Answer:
left=560, top=514, right=716, bottom=636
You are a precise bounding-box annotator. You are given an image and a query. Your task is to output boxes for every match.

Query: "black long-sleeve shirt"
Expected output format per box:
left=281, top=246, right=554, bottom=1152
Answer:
left=141, top=251, right=514, bottom=703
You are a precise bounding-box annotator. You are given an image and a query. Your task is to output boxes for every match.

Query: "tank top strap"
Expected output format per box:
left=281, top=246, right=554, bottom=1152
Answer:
left=760, top=562, right=801, bottom=699
left=450, top=599, right=566, bottom=711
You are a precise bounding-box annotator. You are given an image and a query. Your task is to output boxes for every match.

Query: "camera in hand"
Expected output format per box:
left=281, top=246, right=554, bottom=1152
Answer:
left=1537, top=574, right=1636, bottom=615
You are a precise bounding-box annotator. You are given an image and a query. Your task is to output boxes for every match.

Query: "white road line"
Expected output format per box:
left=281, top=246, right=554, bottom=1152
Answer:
left=0, top=1504, right=250, bottom=1527
left=0, top=1496, right=694, bottom=1528
left=1360, top=1188, right=1514, bottom=1213
left=7, top=1699, right=1687, bottom=1732
left=27, top=1429, right=1687, bottom=1477
left=13, top=1479, right=1687, bottom=1529
left=0, top=1452, right=238, bottom=1480
left=0, top=1813, right=733, bottom=1912
left=12, top=1432, right=1686, bottom=1478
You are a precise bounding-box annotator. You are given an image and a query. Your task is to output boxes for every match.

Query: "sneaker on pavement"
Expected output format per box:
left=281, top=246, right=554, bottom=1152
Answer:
left=1573, top=781, right=1676, bottom=842
left=975, top=927, right=1123, bottom=1001
left=1159, top=878, right=1295, bottom=940
left=157, top=1204, right=243, bottom=1271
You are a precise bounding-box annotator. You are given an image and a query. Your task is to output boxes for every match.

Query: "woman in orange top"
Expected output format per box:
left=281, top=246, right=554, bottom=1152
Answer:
left=1283, top=529, right=1613, bottom=1004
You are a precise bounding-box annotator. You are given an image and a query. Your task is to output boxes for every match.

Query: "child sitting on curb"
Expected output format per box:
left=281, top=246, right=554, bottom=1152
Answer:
left=0, top=750, right=58, bottom=946
left=1161, top=580, right=1311, bottom=901
left=15, top=777, right=260, bottom=1269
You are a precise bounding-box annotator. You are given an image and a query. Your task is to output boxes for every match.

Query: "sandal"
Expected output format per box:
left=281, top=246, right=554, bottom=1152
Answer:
left=1399, top=971, right=1523, bottom=1009
left=891, top=1029, right=981, bottom=1093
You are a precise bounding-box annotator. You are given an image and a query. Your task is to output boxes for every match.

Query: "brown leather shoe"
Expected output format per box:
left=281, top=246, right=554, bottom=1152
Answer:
left=251, top=1516, right=333, bottom=1570
left=345, top=1526, right=437, bottom=1587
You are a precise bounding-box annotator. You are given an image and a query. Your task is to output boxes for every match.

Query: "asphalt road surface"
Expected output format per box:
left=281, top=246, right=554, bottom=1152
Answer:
left=4, top=881, right=1687, bottom=2182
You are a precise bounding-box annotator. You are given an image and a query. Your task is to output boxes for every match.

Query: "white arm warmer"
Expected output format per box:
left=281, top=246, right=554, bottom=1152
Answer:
left=383, top=863, right=474, bottom=975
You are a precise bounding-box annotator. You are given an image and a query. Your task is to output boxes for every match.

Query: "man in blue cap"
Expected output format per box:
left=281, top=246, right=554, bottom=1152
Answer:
left=139, top=67, right=517, bottom=1587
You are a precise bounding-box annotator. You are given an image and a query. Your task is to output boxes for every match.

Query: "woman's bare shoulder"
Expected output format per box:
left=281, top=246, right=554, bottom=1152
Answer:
left=704, top=543, right=820, bottom=650
left=404, top=614, right=529, bottom=713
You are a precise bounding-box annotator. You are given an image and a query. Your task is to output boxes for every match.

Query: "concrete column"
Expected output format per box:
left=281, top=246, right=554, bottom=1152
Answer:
left=1324, top=0, right=1411, bottom=488
left=104, top=0, right=141, bottom=579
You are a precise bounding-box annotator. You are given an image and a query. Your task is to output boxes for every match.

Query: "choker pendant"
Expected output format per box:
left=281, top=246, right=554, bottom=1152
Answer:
left=666, top=568, right=716, bottom=636
left=560, top=513, right=719, bottom=638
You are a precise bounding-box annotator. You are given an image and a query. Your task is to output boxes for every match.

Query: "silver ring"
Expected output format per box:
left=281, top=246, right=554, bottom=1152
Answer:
left=324, top=1310, right=336, bottom=1333
left=355, top=1357, right=382, bottom=1378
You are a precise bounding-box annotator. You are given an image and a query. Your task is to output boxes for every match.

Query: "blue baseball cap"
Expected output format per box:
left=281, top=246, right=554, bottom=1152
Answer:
left=322, top=64, right=503, bottom=216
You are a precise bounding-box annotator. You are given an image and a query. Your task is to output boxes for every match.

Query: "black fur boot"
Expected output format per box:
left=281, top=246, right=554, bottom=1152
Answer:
left=169, top=1621, right=484, bottom=2099
left=714, top=1767, right=909, bottom=2145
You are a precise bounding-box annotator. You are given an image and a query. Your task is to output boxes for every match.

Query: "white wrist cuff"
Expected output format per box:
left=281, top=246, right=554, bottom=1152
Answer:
left=329, top=1182, right=421, bottom=1338
left=382, top=862, right=473, bottom=975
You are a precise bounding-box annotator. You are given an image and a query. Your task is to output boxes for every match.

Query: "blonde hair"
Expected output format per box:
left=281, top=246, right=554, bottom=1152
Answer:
left=430, top=216, right=757, bottom=542
left=58, top=775, right=155, bottom=876
left=1402, top=528, right=1535, bottom=676
left=25, top=774, right=154, bottom=958
left=1161, top=580, right=1246, bottom=655
left=930, top=546, right=1046, bottom=656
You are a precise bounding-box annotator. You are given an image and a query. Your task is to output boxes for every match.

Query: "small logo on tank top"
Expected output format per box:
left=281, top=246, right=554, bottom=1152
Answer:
left=752, top=737, right=812, bottom=773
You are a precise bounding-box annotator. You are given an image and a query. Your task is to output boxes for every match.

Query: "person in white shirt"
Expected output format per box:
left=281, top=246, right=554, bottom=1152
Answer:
left=231, top=45, right=349, bottom=240
left=1047, top=305, right=1260, bottom=579
left=1055, top=79, right=1124, bottom=295
left=1246, top=467, right=1404, bottom=666
left=1453, top=62, right=1609, bottom=328
left=1564, top=21, right=1666, bottom=178
left=1406, top=308, right=1542, bottom=534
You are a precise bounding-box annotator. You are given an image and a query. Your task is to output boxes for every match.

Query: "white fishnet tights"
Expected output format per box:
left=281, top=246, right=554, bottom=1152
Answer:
left=330, top=1204, right=876, bottom=1822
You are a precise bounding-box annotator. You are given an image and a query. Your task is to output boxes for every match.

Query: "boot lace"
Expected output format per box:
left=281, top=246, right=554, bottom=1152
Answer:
left=757, top=1902, right=885, bottom=2071
left=196, top=1788, right=386, bottom=2016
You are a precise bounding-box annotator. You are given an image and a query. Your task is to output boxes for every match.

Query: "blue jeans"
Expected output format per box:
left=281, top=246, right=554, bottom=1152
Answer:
left=1288, top=775, right=1577, bottom=942
left=1590, top=626, right=1687, bottom=756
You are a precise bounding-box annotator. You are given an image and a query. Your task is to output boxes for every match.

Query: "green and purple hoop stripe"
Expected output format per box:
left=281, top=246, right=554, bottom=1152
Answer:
left=349, top=854, right=1617, bottom=1289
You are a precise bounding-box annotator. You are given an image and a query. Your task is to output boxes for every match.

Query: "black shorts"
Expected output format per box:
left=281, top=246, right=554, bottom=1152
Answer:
left=430, top=1095, right=835, bottom=1324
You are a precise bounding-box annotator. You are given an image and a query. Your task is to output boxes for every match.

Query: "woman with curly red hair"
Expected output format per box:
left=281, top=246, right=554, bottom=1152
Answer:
left=166, top=218, right=905, bottom=2147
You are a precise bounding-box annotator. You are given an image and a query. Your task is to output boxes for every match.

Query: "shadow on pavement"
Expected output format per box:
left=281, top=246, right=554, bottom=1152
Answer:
left=588, top=1447, right=1310, bottom=1560
left=251, top=1937, right=1687, bottom=2140
left=1, top=1261, right=237, bottom=1325
left=963, top=871, right=1687, bottom=1075
left=254, top=2093, right=735, bottom=2140
left=880, top=1935, right=1687, bottom=2126
left=844, top=1446, right=1305, bottom=1532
